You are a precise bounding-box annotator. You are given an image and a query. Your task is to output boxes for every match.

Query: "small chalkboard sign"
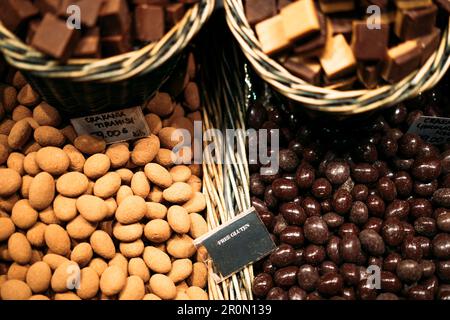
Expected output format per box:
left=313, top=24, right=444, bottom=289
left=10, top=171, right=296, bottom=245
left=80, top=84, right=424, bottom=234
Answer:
left=194, top=207, right=276, bottom=282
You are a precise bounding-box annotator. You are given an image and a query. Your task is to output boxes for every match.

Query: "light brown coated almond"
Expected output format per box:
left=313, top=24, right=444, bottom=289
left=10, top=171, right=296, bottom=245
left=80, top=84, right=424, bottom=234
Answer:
left=8, top=232, right=32, bottom=264
left=143, top=246, right=171, bottom=274
left=145, top=202, right=167, bottom=220
left=144, top=219, right=171, bottom=243
left=71, top=242, right=93, bottom=267
left=11, top=199, right=38, bottom=229
left=33, top=102, right=61, bottom=127
left=33, top=126, right=65, bottom=147
left=56, top=172, right=89, bottom=197
left=144, top=163, right=172, bottom=188
left=63, top=144, right=85, bottom=172
left=163, top=182, right=193, bottom=204
left=74, top=135, right=106, bottom=155
left=115, top=195, right=147, bottom=224
left=76, top=195, right=108, bottom=223
left=167, top=206, right=190, bottom=234
left=26, top=261, right=51, bottom=293
left=83, top=153, right=110, bottom=179
left=149, top=274, right=176, bottom=300
left=53, top=195, right=78, bottom=222
left=94, top=172, right=121, bottom=199
left=35, top=147, right=70, bottom=176
left=90, top=230, right=115, bottom=260
left=130, top=135, right=160, bottom=166
left=44, top=224, right=71, bottom=256
left=28, top=172, right=55, bottom=210
left=131, top=171, right=150, bottom=198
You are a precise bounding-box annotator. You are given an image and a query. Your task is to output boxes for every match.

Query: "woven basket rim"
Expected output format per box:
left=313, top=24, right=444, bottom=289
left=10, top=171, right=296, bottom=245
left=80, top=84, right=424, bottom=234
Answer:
left=224, top=0, right=450, bottom=114
left=0, top=0, right=215, bottom=82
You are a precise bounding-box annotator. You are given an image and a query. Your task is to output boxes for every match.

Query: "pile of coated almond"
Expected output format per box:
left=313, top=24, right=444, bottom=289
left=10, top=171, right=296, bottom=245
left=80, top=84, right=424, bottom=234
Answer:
left=0, top=53, right=209, bottom=300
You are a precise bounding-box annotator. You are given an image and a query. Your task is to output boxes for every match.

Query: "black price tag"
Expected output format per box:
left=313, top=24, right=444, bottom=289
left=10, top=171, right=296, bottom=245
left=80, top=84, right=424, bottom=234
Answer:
left=407, top=116, right=450, bottom=145
left=194, top=207, right=276, bottom=282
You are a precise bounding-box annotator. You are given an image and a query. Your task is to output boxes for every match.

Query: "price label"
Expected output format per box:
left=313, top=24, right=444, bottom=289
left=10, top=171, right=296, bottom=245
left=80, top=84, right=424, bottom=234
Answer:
left=407, top=116, right=450, bottom=145
left=70, top=107, right=150, bottom=144
left=194, top=207, right=276, bottom=282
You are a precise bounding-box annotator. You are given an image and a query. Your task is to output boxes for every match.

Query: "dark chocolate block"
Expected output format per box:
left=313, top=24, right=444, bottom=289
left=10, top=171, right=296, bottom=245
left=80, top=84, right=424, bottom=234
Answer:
left=0, top=0, right=39, bottom=32
left=351, top=21, right=389, bottom=61
left=99, top=0, right=130, bottom=36
left=395, top=5, right=438, bottom=40
left=245, top=0, right=277, bottom=25
left=134, top=5, right=165, bottom=42
left=357, top=63, right=380, bottom=89
left=283, top=57, right=322, bottom=85
left=31, top=13, right=80, bottom=61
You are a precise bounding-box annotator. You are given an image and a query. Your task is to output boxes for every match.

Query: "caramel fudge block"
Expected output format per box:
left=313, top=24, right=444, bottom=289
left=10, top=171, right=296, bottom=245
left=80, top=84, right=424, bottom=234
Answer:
left=319, top=34, right=357, bottom=80
left=134, top=5, right=165, bottom=42
left=255, top=15, right=290, bottom=55
left=31, top=13, right=80, bottom=61
left=381, top=40, right=422, bottom=83
left=294, top=12, right=328, bottom=57
left=0, top=0, right=39, bottom=32
left=73, top=28, right=101, bottom=58
left=283, top=57, right=322, bottom=85
left=417, top=27, right=441, bottom=64
left=357, top=63, right=380, bottom=89
left=245, top=0, right=277, bottom=25
left=394, top=0, right=433, bottom=10
left=351, top=21, right=389, bottom=61
left=319, top=0, right=355, bottom=13
left=395, top=5, right=438, bottom=40
left=280, top=0, right=320, bottom=42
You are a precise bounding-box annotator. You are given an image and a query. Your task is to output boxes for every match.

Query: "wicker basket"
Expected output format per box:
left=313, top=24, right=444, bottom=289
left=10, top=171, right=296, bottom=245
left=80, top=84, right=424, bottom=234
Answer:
left=224, top=0, right=450, bottom=115
left=199, top=14, right=254, bottom=300
left=0, top=0, right=214, bottom=116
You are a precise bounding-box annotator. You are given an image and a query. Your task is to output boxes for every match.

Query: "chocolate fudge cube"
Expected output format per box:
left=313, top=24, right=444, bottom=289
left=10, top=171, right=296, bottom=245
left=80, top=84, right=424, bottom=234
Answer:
left=245, top=0, right=277, bottom=25
left=395, top=5, right=438, bottom=40
left=0, top=0, right=39, bottom=32
left=31, top=13, right=80, bottom=61
left=134, top=5, right=165, bottom=42
left=73, top=28, right=100, bottom=58
left=99, top=0, right=130, bottom=36
left=351, top=21, right=389, bottom=61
